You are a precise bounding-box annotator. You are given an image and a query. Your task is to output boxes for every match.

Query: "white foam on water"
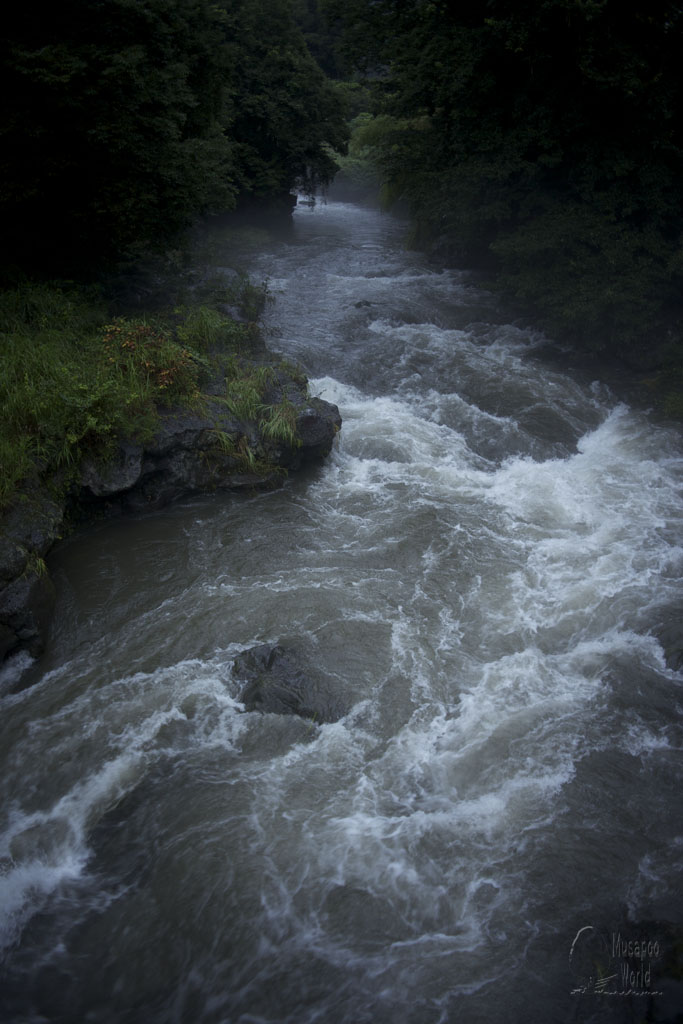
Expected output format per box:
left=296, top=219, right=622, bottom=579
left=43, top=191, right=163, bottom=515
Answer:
left=311, top=377, right=487, bottom=484
left=355, top=319, right=606, bottom=455
left=226, top=626, right=602, bottom=950
left=0, top=747, right=143, bottom=951
left=0, top=854, right=87, bottom=952
left=0, top=658, right=246, bottom=950
left=2, top=199, right=681, bottom=1022
left=623, top=720, right=679, bottom=757
left=197, top=376, right=683, bottom=996
left=477, top=407, right=682, bottom=642
left=0, top=651, right=34, bottom=697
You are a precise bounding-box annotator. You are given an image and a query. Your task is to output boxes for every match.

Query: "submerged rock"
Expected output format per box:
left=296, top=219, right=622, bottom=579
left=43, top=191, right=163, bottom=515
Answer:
left=233, top=641, right=348, bottom=724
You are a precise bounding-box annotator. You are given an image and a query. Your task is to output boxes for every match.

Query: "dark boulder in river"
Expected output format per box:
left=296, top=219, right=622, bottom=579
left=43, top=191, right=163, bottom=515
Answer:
left=233, top=641, right=348, bottom=724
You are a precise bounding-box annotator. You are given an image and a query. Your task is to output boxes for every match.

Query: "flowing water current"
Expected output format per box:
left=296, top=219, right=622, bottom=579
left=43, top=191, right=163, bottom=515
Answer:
left=1, top=200, right=682, bottom=1023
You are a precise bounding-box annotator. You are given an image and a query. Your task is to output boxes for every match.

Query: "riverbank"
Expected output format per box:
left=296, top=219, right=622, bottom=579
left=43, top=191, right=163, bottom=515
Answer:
left=0, top=280, right=341, bottom=667
left=326, top=164, right=683, bottom=421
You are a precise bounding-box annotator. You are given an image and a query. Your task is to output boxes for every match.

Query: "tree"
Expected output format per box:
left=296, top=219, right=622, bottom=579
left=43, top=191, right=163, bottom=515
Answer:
left=0, top=0, right=349, bottom=276
left=331, top=0, right=683, bottom=357
left=1, top=0, right=235, bottom=273
left=225, top=0, right=348, bottom=200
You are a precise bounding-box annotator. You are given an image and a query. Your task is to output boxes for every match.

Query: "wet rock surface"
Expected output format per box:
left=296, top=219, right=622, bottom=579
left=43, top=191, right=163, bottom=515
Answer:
left=0, top=494, right=64, bottom=661
left=233, top=641, right=349, bottom=724
left=77, top=376, right=341, bottom=513
left=0, top=366, right=341, bottom=666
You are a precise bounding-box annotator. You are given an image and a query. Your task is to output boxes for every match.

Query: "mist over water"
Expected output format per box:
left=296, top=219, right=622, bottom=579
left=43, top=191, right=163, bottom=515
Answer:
left=1, top=200, right=681, bottom=1023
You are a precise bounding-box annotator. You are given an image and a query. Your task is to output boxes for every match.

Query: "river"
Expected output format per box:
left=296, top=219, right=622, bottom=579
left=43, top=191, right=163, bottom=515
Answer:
left=1, top=199, right=682, bottom=1023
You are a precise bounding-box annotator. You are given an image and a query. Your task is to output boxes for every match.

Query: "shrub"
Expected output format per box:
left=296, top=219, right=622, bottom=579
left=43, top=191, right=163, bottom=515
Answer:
left=0, top=278, right=303, bottom=509
left=0, top=288, right=202, bottom=506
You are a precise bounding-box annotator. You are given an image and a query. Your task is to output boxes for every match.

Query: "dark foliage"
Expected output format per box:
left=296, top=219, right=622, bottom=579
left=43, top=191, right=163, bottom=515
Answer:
left=227, top=0, right=348, bottom=199
left=1, top=0, right=348, bottom=276
left=328, top=0, right=683, bottom=367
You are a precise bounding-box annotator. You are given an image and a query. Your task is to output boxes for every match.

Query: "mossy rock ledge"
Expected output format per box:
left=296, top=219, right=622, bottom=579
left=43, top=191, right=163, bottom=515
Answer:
left=0, top=367, right=341, bottom=666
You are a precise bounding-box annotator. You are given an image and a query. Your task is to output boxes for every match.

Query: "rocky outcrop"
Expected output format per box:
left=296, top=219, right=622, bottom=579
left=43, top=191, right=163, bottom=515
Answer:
left=77, top=374, right=341, bottom=513
left=233, top=641, right=348, bottom=724
left=0, top=496, right=63, bottom=661
left=0, top=367, right=341, bottom=665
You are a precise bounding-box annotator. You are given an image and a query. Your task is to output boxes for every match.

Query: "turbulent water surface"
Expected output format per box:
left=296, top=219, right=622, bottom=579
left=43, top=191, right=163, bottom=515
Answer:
left=1, top=200, right=682, bottom=1023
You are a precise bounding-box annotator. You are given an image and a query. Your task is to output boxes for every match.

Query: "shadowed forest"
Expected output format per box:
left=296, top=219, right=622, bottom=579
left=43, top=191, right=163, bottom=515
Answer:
left=4, top=1, right=682, bottom=351
left=1, top=0, right=682, bottom=501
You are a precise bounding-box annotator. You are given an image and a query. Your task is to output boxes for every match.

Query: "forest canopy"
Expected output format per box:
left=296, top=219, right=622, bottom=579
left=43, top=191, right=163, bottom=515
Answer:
left=2, top=0, right=682, bottom=377
left=1, top=0, right=348, bottom=275
left=322, top=0, right=683, bottom=363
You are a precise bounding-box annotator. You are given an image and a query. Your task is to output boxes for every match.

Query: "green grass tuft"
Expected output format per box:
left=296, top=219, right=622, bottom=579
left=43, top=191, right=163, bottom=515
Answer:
left=175, top=304, right=255, bottom=353
left=259, top=397, right=300, bottom=447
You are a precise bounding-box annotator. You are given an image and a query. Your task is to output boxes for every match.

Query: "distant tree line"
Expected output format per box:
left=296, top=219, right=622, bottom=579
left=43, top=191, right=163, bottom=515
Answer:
left=1, top=0, right=348, bottom=276
left=320, top=0, right=683, bottom=369
left=4, top=0, right=682, bottom=378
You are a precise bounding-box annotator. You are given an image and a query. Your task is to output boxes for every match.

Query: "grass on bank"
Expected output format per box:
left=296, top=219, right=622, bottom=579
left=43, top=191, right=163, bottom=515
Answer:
left=0, top=281, right=300, bottom=509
